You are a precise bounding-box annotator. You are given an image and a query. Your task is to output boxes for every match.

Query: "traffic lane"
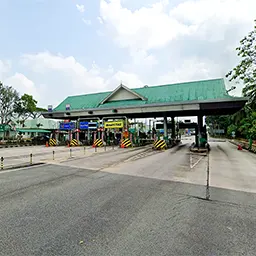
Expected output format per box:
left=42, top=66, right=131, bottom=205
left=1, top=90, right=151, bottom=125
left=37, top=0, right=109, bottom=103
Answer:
left=0, top=146, right=153, bottom=196
left=1, top=165, right=256, bottom=255
left=102, top=142, right=193, bottom=182
left=209, top=141, right=256, bottom=193
left=55, top=145, right=155, bottom=170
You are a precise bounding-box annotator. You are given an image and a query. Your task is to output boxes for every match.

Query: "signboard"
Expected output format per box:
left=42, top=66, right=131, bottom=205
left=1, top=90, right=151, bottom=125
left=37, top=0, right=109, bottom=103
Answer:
left=59, top=122, right=75, bottom=130
left=79, top=122, right=98, bottom=130
left=48, top=105, right=53, bottom=112
left=65, top=104, right=71, bottom=111
left=213, top=129, right=225, bottom=134
left=80, top=121, right=89, bottom=129
left=104, top=121, right=124, bottom=129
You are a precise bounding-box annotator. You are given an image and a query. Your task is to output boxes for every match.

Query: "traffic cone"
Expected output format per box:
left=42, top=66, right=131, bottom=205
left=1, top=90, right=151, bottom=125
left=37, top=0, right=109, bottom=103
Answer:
left=46, top=141, right=49, bottom=147
left=237, top=144, right=242, bottom=150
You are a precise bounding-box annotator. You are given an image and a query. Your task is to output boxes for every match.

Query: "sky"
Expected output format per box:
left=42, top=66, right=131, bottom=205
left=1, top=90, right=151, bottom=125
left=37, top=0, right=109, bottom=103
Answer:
left=0, top=0, right=255, bottom=108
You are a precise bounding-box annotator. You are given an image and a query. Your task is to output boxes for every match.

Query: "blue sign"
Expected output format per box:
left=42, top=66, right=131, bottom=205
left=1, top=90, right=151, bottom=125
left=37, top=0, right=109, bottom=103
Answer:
left=80, top=121, right=89, bottom=129
left=59, top=122, right=75, bottom=130
left=159, top=129, right=164, bottom=134
left=66, top=104, right=71, bottom=111
left=48, top=105, right=53, bottom=112
left=79, top=122, right=98, bottom=130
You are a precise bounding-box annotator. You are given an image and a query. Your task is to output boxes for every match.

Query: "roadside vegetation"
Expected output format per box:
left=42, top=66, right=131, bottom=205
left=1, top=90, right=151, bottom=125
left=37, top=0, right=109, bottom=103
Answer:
left=206, top=20, right=256, bottom=141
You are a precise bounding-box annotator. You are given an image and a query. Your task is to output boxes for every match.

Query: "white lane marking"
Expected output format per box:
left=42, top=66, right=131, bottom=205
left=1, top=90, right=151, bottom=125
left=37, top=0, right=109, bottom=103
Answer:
left=190, top=155, right=204, bottom=169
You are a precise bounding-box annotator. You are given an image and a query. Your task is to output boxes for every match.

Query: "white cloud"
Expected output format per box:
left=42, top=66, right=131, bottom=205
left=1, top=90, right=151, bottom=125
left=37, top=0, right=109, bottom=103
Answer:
left=5, top=73, right=41, bottom=101
left=107, top=71, right=144, bottom=88
left=99, top=0, right=193, bottom=51
left=100, top=0, right=256, bottom=50
left=97, top=16, right=104, bottom=24
left=98, top=0, right=255, bottom=95
left=158, top=57, right=220, bottom=84
left=0, top=60, right=11, bottom=80
left=76, top=4, right=85, bottom=13
left=82, top=18, right=92, bottom=25
left=20, top=51, right=145, bottom=106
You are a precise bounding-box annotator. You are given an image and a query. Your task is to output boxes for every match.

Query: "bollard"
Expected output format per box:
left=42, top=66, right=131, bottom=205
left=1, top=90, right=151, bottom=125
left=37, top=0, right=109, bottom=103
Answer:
left=53, top=150, right=55, bottom=160
left=95, top=146, right=97, bottom=152
left=30, top=153, right=33, bottom=165
left=206, top=152, right=210, bottom=200
left=70, top=148, right=72, bottom=158
left=1, top=157, right=4, bottom=170
left=84, top=146, right=86, bottom=155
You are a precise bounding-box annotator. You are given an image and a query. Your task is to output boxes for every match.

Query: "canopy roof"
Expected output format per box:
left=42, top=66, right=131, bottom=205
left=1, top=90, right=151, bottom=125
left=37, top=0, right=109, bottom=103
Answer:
left=43, top=78, right=247, bottom=119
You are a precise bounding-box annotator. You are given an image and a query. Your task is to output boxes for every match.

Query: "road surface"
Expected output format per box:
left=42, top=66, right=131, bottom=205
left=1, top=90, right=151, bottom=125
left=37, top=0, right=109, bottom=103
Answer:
left=0, top=140, right=256, bottom=255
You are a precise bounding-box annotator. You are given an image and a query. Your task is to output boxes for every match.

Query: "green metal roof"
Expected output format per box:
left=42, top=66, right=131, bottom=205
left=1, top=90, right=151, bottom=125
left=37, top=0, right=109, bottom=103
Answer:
left=54, top=78, right=238, bottom=111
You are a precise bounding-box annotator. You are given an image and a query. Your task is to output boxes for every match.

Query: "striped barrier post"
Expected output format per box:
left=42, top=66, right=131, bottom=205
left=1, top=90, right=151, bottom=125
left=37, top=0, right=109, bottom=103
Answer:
left=93, top=139, right=103, bottom=147
left=153, top=139, right=167, bottom=150
left=121, top=138, right=132, bottom=148
left=49, top=138, right=57, bottom=147
left=70, top=139, right=79, bottom=147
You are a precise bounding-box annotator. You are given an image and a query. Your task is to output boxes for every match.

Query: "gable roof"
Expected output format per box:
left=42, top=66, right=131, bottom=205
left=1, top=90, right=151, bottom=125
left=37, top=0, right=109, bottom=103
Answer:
left=99, top=83, right=147, bottom=104
left=53, top=78, right=241, bottom=112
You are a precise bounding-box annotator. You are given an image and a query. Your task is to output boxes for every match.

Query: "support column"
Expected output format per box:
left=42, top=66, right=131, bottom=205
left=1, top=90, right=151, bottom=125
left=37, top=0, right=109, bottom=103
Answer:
left=163, top=116, right=168, bottom=142
left=197, top=114, right=203, bottom=148
left=171, top=116, right=175, bottom=139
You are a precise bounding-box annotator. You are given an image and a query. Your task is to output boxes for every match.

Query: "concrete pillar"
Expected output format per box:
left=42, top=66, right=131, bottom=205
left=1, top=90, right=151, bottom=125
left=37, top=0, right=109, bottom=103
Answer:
left=171, top=116, right=175, bottom=139
left=197, top=114, right=203, bottom=147
left=163, top=116, right=168, bottom=141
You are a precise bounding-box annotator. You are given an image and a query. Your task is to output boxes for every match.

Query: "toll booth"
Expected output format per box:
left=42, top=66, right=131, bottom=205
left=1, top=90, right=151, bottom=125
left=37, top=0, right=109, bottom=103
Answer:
left=59, top=121, right=76, bottom=144
left=79, top=121, right=98, bottom=145
left=103, top=120, right=124, bottom=146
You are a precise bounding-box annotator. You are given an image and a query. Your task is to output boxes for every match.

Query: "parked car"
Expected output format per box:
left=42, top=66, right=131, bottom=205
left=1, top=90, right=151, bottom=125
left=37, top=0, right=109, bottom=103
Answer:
left=32, top=135, right=50, bottom=145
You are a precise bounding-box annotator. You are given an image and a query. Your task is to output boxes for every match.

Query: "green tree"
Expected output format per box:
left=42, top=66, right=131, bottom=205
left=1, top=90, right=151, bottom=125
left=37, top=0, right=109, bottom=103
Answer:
left=0, top=81, right=19, bottom=125
left=237, top=111, right=256, bottom=139
left=14, top=94, right=37, bottom=120
left=205, top=115, right=232, bottom=135
left=14, top=94, right=47, bottom=120
left=226, top=20, right=256, bottom=108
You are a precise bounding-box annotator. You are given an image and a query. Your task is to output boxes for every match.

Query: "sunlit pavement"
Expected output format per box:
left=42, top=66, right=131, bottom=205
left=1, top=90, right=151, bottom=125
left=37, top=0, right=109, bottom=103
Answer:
left=0, top=140, right=256, bottom=255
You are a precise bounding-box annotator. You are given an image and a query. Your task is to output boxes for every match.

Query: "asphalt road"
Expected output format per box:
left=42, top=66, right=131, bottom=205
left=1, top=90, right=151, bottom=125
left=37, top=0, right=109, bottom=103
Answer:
left=1, top=141, right=256, bottom=256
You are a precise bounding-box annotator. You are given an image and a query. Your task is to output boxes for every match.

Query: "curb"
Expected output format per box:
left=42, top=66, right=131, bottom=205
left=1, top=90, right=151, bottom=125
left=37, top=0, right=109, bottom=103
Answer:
left=0, top=162, right=45, bottom=171
left=228, top=140, right=256, bottom=154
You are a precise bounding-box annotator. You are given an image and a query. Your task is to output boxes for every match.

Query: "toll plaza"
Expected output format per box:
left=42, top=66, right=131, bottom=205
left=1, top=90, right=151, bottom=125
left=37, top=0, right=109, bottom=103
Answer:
left=43, top=78, right=247, bottom=149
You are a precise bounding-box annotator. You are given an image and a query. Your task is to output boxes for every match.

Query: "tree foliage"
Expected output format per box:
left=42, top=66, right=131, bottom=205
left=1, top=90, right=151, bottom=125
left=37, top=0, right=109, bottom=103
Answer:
left=207, top=20, right=256, bottom=140
left=0, top=81, right=45, bottom=126
left=0, top=81, right=19, bottom=124
left=226, top=20, right=256, bottom=108
left=205, top=115, right=232, bottom=133
left=14, top=94, right=38, bottom=120
left=206, top=108, right=256, bottom=139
